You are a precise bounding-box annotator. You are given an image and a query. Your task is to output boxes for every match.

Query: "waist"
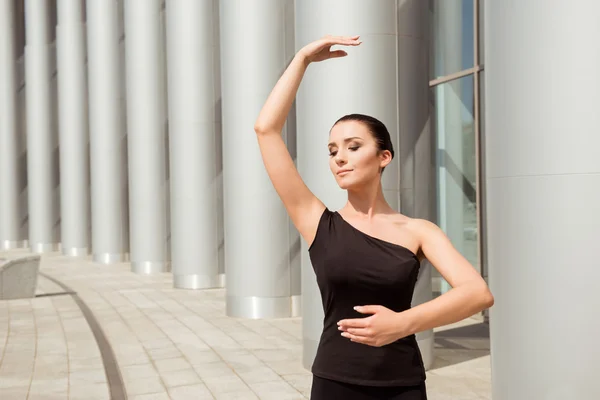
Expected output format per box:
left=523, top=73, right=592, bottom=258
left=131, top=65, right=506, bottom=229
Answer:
left=312, top=327, right=426, bottom=386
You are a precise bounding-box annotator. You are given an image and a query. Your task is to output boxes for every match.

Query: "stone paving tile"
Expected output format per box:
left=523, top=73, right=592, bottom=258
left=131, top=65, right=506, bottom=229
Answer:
left=69, top=367, right=108, bottom=386
left=214, top=392, right=259, bottom=400
left=121, top=363, right=161, bottom=381
left=428, top=356, right=492, bottom=398
left=0, top=303, right=36, bottom=393
left=154, top=356, right=192, bottom=373
left=129, top=392, right=172, bottom=400
left=236, top=365, right=281, bottom=384
left=202, top=374, right=254, bottom=396
left=168, top=383, right=215, bottom=400
left=35, top=274, right=65, bottom=295
left=180, top=346, right=222, bottom=365
left=125, top=376, right=167, bottom=397
left=0, top=385, right=29, bottom=399
left=161, top=367, right=203, bottom=388
left=265, top=360, right=308, bottom=376
left=249, top=379, right=306, bottom=400
left=69, top=356, right=104, bottom=371
left=70, top=382, right=111, bottom=399
left=425, top=372, right=486, bottom=400
left=283, top=373, right=313, bottom=398
left=193, top=361, right=237, bottom=380
left=0, top=250, right=492, bottom=399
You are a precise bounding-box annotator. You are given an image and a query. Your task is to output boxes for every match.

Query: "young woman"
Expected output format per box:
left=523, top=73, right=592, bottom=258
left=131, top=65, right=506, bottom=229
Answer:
left=254, top=35, right=494, bottom=400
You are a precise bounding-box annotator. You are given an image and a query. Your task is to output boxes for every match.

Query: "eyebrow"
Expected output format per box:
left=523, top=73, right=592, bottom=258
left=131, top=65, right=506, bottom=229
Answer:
left=327, top=137, right=363, bottom=148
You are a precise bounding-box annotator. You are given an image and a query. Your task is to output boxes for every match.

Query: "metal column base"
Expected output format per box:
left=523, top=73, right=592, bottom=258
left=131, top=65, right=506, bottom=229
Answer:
left=131, top=261, right=170, bottom=274
left=173, top=273, right=222, bottom=290
left=31, top=243, right=59, bottom=254
left=227, top=295, right=302, bottom=319
left=1, top=240, right=29, bottom=250
left=62, top=247, right=89, bottom=257
left=93, top=253, right=129, bottom=264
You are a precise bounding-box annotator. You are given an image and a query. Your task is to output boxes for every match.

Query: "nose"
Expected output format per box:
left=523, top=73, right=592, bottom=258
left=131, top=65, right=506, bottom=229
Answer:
left=335, top=154, right=347, bottom=167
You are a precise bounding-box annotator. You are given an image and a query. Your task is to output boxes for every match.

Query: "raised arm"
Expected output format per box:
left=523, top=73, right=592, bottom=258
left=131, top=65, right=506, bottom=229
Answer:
left=254, top=35, right=361, bottom=244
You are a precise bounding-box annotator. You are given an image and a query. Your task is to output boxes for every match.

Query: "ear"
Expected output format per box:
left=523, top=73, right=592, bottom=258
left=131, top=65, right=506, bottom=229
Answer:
left=379, top=150, right=393, bottom=169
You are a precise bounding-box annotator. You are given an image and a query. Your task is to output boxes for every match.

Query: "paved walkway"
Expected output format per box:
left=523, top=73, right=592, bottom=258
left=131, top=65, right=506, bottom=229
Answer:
left=0, top=250, right=491, bottom=399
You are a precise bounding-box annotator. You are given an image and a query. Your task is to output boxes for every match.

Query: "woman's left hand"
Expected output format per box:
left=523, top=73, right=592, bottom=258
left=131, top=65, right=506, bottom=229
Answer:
left=337, top=305, right=409, bottom=347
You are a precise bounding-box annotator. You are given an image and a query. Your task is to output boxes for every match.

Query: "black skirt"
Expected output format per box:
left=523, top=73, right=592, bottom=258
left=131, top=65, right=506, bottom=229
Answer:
left=310, top=375, right=427, bottom=400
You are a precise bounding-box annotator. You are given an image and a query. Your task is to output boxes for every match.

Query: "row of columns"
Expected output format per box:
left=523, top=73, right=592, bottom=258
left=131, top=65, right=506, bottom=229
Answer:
left=124, top=0, right=169, bottom=274
left=25, top=0, right=60, bottom=254
left=0, top=0, right=433, bottom=368
left=57, top=0, right=90, bottom=257
left=166, top=0, right=224, bottom=289
left=0, top=0, right=25, bottom=250
left=220, top=0, right=301, bottom=319
left=87, top=0, right=129, bottom=264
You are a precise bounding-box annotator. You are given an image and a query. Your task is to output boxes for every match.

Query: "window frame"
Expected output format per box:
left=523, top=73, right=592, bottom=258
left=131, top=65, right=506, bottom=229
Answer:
left=429, top=0, right=486, bottom=282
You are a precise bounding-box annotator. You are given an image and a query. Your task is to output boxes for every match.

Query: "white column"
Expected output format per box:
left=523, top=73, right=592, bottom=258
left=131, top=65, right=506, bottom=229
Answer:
left=56, top=0, right=90, bottom=256
left=398, top=0, right=436, bottom=370
left=0, top=0, right=27, bottom=250
left=296, top=0, right=433, bottom=369
left=124, top=0, right=168, bottom=274
left=24, top=0, right=60, bottom=253
left=87, top=0, right=129, bottom=263
left=220, top=0, right=299, bottom=318
left=166, top=0, right=223, bottom=288
left=485, top=1, right=600, bottom=399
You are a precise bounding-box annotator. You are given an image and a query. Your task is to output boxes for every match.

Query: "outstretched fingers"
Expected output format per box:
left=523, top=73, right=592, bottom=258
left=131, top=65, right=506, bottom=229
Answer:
left=324, top=35, right=362, bottom=47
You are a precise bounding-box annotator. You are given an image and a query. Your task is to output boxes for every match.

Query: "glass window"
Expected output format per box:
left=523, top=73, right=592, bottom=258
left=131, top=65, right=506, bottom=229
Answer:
left=433, top=75, right=479, bottom=294
left=430, top=0, right=475, bottom=80
left=478, top=69, right=487, bottom=281
left=478, top=0, right=484, bottom=65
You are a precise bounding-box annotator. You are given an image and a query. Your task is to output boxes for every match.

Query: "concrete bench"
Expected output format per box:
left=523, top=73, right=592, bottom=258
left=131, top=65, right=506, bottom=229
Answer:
left=0, top=255, right=41, bottom=300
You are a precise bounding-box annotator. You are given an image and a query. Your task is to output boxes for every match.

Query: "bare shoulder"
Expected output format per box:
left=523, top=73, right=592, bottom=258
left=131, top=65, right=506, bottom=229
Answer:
left=405, top=218, right=447, bottom=248
left=405, top=218, right=441, bottom=235
left=388, top=216, right=444, bottom=260
left=386, top=212, right=414, bottom=227
left=382, top=213, right=424, bottom=257
left=388, top=214, right=437, bottom=233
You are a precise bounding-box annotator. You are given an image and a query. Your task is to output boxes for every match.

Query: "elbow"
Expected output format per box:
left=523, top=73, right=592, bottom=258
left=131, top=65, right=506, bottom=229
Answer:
left=254, top=123, right=267, bottom=135
left=484, top=293, right=495, bottom=309
left=461, top=281, right=495, bottom=311
left=465, top=282, right=494, bottom=311
left=254, top=123, right=278, bottom=136
left=480, top=287, right=495, bottom=310
left=253, top=114, right=268, bottom=134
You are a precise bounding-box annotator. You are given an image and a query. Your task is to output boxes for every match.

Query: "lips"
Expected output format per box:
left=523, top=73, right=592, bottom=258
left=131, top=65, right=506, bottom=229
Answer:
left=337, top=169, right=352, bottom=176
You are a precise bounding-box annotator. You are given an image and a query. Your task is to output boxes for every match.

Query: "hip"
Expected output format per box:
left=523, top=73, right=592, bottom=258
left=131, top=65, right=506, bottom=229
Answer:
left=310, top=375, right=427, bottom=400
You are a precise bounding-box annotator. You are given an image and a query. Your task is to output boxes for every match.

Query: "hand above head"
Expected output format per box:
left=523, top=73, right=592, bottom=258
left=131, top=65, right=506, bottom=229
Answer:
left=298, top=35, right=362, bottom=64
left=337, top=305, right=409, bottom=347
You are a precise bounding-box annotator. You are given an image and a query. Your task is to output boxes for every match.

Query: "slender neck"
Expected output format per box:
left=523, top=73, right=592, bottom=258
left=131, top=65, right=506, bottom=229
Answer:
left=344, top=178, right=394, bottom=218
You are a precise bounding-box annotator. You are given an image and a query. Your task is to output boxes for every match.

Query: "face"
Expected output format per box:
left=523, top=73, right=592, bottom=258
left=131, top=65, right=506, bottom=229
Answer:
left=328, top=121, right=392, bottom=190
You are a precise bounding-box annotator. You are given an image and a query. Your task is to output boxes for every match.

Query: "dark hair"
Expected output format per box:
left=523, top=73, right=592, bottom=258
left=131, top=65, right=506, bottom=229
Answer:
left=333, top=113, right=394, bottom=172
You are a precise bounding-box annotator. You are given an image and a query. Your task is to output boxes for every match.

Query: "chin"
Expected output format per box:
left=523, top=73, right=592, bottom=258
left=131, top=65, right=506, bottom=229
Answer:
left=335, top=178, right=360, bottom=190
left=335, top=173, right=379, bottom=191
